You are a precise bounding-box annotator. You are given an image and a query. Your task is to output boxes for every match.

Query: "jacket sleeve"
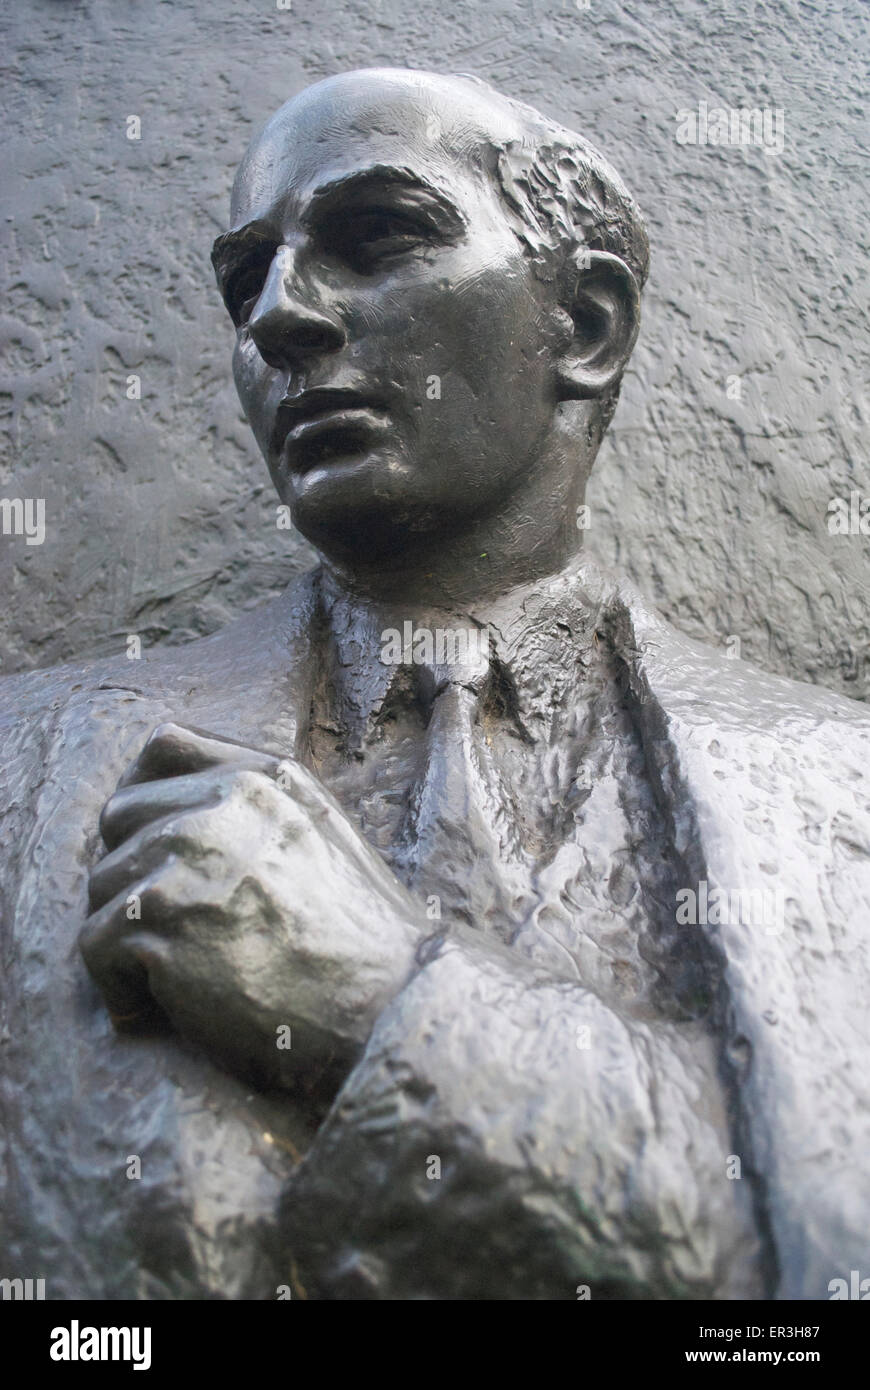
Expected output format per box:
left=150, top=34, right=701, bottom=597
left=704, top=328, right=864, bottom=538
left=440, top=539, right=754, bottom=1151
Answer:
left=279, top=928, right=762, bottom=1300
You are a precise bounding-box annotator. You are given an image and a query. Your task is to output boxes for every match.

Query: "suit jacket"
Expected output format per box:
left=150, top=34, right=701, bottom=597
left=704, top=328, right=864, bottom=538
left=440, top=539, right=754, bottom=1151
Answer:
left=1, top=559, right=867, bottom=1299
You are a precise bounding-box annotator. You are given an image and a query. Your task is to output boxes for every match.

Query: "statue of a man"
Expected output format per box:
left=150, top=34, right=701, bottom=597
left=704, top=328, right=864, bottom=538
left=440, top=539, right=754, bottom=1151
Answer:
left=2, top=69, right=868, bottom=1301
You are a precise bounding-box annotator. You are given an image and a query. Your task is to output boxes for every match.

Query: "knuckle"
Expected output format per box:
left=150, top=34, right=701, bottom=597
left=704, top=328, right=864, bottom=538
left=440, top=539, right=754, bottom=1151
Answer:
left=78, top=917, right=102, bottom=962
left=148, top=720, right=184, bottom=748
left=149, top=851, right=182, bottom=888
left=230, top=767, right=271, bottom=799
left=99, top=787, right=127, bottom=841
left=123, top=932, right=172, bottom=973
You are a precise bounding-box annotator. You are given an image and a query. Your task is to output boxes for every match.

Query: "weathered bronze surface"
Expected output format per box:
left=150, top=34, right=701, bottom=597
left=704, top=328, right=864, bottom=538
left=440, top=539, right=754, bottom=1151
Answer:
left=1, top=71, right=867, bottom=1300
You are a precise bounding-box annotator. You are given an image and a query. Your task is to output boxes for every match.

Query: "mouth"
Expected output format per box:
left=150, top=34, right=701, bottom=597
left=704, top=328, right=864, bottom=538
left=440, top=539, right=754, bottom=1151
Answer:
left=274, top=388, right=389, bottom=472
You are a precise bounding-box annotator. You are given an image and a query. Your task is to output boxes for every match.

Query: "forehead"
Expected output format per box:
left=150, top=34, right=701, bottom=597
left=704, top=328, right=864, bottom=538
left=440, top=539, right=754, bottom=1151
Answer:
left=229, top=72, right=521, bottom=227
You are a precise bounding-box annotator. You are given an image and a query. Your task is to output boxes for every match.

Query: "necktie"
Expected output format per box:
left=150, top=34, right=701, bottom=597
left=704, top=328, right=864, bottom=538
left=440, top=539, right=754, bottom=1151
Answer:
left=400, top=648, right=534, bottom=940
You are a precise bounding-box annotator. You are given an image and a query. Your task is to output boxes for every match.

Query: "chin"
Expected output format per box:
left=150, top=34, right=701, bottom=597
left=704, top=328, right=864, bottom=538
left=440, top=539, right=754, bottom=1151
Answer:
left=286, top=447, right=446, bottom=544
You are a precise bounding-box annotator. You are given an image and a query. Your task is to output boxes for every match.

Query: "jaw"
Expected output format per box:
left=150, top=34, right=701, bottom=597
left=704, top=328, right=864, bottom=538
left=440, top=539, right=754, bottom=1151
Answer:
left=294, top=431, right=594, bottom=610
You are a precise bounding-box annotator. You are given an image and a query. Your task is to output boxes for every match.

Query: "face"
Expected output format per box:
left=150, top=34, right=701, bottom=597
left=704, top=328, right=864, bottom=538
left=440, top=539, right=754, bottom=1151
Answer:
left=214, top=72, right=566, bottom=561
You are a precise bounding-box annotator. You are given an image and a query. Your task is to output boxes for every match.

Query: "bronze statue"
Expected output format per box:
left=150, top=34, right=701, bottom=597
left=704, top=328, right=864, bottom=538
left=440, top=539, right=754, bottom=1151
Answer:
left=1, top=69, right=868, bottom=1300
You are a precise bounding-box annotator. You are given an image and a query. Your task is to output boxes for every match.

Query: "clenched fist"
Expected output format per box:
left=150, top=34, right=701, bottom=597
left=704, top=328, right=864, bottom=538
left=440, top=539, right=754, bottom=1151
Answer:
left=80, top=723, right=433, bottom=1103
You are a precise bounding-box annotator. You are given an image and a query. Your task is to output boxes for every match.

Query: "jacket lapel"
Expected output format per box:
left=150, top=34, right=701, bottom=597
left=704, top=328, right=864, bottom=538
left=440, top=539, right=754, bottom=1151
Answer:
left=615, top=577, right=870, bottom=1298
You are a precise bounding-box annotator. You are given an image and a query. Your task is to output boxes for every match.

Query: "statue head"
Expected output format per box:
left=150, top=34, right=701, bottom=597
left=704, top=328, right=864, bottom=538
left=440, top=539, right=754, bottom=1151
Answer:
left=212, top=69, right=648, bottom=592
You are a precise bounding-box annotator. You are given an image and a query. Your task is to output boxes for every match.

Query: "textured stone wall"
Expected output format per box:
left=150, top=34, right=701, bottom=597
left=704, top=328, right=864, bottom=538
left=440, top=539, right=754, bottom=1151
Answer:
left=1, top=0, right=867, bottom=698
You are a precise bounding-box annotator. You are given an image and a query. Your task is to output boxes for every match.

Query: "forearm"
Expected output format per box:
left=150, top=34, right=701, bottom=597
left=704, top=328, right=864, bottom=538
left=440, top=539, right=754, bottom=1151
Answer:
left=279, top=928, right=763, bottom=1299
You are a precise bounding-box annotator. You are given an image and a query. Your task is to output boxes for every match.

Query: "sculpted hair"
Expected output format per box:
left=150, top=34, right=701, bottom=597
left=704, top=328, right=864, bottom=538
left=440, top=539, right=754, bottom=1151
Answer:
left=455, top=73, right=650, bottom=433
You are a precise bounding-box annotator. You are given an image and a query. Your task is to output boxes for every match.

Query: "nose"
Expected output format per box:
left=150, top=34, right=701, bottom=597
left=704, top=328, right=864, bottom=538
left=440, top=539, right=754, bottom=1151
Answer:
left=247, top=244, right=346, bottom=369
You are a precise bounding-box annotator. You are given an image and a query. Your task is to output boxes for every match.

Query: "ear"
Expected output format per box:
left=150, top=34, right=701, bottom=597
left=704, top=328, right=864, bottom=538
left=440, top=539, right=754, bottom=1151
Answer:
left=554, top=250, right=641, bottom=402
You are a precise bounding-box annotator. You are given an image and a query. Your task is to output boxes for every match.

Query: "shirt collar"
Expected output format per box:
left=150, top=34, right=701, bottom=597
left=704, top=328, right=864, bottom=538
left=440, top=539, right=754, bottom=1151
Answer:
left=314, top=557, right=609, bottom=750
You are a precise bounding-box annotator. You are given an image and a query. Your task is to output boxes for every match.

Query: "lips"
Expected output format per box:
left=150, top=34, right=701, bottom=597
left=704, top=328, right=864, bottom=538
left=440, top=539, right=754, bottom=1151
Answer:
left=274, top=387, right=388, bottom=469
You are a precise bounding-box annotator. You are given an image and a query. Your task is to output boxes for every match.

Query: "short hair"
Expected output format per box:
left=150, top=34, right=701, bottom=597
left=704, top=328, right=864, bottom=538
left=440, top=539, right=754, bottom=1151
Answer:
left=455, top=74, right=650, bottom=432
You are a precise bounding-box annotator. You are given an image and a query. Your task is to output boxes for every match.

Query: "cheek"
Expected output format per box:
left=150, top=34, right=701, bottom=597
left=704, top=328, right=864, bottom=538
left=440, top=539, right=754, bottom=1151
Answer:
left=397, top=258, right=551, bottom=409
left=232, top=335, right=261, bottom=398
left=232, top=338, right=273, bottom=433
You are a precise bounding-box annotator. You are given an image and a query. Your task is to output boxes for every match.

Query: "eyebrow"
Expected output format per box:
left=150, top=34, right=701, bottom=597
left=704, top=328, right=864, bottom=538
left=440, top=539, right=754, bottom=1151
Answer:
left=305, top=164, right=464, bottom=223
left=211, top=164, right=465, bottom=288
left=211, top=221, right=275, bottom=298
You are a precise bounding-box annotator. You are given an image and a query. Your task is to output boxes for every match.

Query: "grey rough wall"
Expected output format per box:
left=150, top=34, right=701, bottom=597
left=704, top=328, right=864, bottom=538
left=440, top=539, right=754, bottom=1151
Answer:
left=1, top=0, right=868, bottom=697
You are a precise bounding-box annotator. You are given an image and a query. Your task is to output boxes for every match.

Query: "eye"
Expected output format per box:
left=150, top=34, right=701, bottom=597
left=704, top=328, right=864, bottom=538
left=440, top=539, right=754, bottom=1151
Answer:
left=226, top=247, right=276, bottom=326
left=328, top=207, right=431, bottom=272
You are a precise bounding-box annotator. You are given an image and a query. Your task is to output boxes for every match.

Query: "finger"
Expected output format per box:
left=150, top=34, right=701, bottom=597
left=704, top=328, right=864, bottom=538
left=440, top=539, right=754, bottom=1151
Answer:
left=80, top=882, right=174, bottom=1026
left=90, top=801, right=218, bottom=910
left=100, top=767, right=233, bottom=851
left=117, top=721, right=282, bottom=788
left=92, top=772, right=307, bottom=910
left=90, top=836, right=176, bottom=915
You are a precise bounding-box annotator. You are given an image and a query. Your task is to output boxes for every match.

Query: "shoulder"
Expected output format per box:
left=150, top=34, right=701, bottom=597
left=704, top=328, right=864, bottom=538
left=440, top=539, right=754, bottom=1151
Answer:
left=570, top=558, right=870, bottom=875
left=0, top=570, right=323, bottom=823
left=602, top=564, right=870, bottom=745
left=605, top=566, right=870, bottom=904
left=0, top=569, right=321, bottom=738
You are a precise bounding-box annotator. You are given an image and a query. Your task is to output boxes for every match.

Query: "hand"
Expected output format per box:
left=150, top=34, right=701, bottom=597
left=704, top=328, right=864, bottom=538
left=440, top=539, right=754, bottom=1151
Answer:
left=80, top=723, right=431, bottom=1101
